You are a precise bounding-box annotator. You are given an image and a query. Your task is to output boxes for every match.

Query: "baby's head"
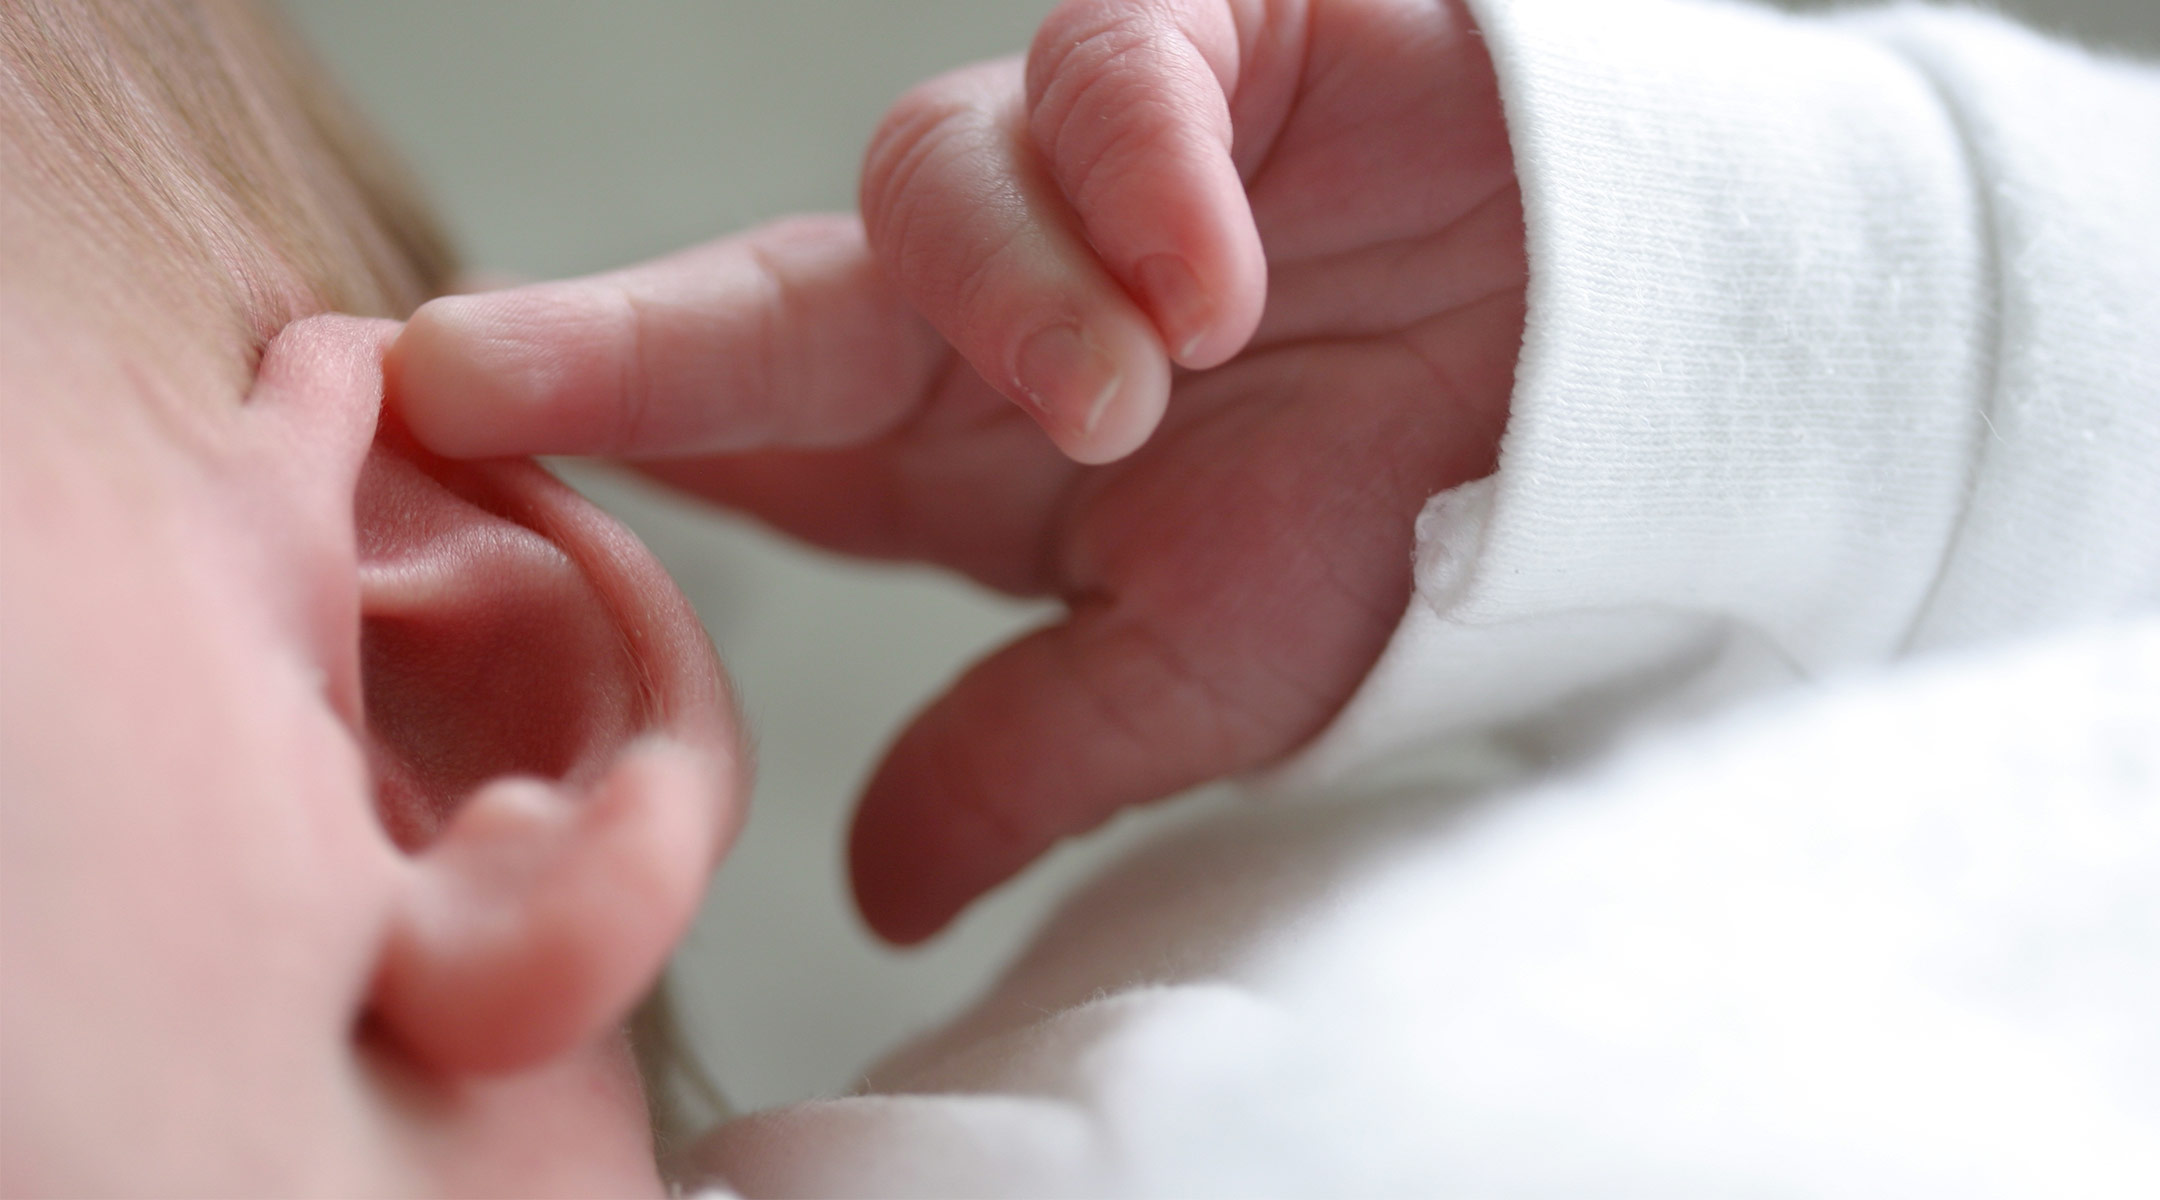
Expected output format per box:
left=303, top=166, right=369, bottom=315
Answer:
left=0, top=1, right=742, bottom=1192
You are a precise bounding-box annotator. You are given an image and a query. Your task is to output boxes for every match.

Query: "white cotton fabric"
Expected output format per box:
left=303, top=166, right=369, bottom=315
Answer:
left=699, top=625, right=2160, bottom=1198
left=1285, top=0, right=2160, bottom=785
left=690, top=1, right=2160, bottom=1194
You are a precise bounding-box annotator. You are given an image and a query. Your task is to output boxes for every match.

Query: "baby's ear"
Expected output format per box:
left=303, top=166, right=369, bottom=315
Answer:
left=351, top=421, right=740, bottom=1076
left=246, top=315, right=739, bottom=1078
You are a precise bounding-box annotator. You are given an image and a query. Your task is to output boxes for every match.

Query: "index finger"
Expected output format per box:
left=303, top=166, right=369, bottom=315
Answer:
left=385, top=214, right=951, bottom=460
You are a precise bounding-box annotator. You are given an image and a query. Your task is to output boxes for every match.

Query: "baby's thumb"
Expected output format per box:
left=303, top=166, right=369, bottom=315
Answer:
left=848, top=604, right=1269, bottom=945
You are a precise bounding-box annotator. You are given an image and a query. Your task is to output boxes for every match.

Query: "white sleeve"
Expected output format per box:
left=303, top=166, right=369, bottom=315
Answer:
left=1283, top=0, right=2160, bottom=788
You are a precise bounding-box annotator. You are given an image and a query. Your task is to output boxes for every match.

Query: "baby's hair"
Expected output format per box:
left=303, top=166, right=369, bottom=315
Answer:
left=0, top=0, right=451, bottom=375
left=0, top=0, right=719, bottom=1150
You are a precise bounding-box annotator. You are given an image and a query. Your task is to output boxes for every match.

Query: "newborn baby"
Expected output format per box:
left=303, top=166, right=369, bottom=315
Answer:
left=6, top=0, right=2157, bottom=1194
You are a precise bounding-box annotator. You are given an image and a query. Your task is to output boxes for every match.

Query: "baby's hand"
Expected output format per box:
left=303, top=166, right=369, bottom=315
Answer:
left=390, top=0, right=1524, bottom=942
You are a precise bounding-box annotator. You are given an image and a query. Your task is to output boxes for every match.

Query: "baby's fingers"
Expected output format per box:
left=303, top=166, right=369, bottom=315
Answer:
left=863, top=0, right=1279, bottom=462
left=1025, top=0, right=1271, bottom=368
left=387, top=215, right=947, bottom=459
left=862, top=57, right=1174, bottom=463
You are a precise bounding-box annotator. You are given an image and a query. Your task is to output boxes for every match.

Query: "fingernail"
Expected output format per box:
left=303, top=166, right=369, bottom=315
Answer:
left=1133, top=254, right=1209, bottom=363
left=1015, top=322, right=1121, bottom=431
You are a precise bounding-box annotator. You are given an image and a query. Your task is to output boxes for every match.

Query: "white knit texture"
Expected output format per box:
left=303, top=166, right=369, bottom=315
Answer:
left=1286, top=0, right=2160, bottom=785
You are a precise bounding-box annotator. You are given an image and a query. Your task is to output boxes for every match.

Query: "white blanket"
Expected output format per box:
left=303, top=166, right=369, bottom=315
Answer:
left=703, top=622, right=2159, bottom=1197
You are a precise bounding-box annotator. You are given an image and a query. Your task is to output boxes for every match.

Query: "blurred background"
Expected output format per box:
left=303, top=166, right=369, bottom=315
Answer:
left=281, top=0, right=2160, bottom=1113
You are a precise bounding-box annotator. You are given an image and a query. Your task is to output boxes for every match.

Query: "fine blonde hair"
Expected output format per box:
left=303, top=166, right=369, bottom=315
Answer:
left=0, top=0, right=452, bottom=334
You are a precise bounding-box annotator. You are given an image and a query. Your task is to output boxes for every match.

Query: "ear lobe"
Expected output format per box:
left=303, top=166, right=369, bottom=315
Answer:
left=371, top=738, right=724, bottom=1074
left=351, top=425, right=741, bottom=1075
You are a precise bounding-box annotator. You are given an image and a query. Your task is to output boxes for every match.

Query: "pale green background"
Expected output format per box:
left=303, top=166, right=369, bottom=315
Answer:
left=281, top=0, right=2160, bottom=1112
